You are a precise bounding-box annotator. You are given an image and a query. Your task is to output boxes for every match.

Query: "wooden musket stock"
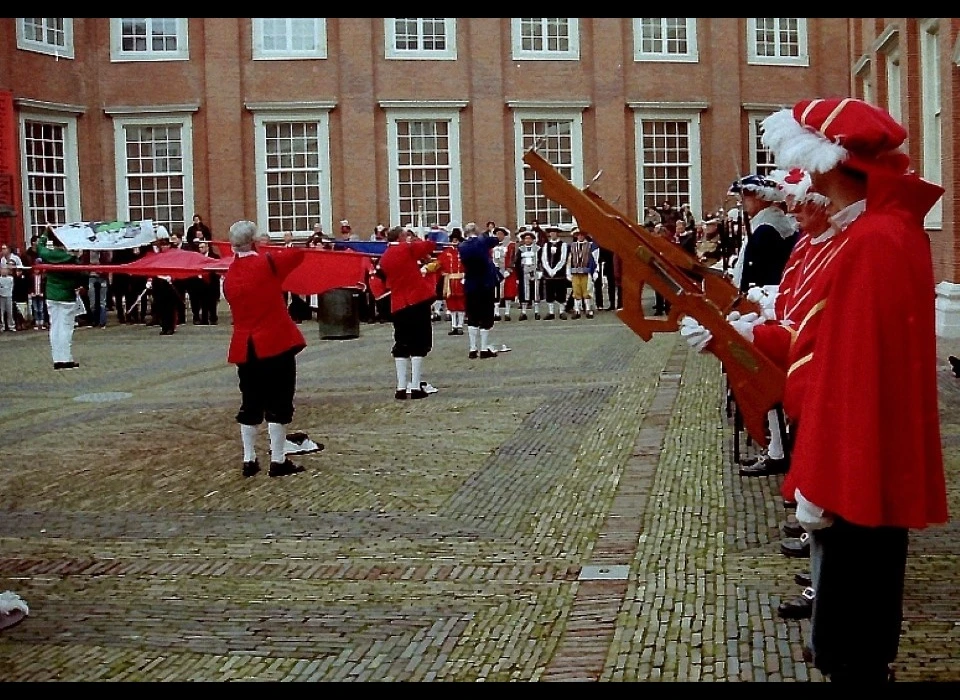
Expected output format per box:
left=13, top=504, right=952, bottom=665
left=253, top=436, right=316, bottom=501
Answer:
left=522, top=148, right=783, bottom=446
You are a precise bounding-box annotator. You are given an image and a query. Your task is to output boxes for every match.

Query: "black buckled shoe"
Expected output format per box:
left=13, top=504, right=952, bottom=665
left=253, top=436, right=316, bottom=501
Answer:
left=479, top=349, right=498, bottom=359
left=408, top=388, right=428, bottom=400
left=269, top=458, right=305, bottom=477
left=782, top=519, right=805, bottom=538
left=777, top=586, right=815, bottom=620
left=395, top=389, right=408, bottom=400
left=739, top=453, right=790, bottom=477
left=242, top=459, right=260, bottom=478
left=794, top=571, right=812, bottom=587
left=468, top=350, right=479, bottom=359
left=780, top=532, right=811, bottom=558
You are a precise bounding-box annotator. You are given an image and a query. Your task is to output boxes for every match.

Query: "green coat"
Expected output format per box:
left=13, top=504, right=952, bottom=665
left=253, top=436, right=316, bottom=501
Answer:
left=37, top=235, right=86, bottom=302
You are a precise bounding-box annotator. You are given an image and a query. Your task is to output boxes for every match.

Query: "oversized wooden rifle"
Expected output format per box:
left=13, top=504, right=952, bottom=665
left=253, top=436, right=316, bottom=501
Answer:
left=522, top=148, right=784, bottom=447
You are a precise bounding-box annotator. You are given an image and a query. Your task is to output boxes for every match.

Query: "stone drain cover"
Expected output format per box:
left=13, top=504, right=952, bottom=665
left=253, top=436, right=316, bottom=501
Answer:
left=73, top=392, right=133, bottom=403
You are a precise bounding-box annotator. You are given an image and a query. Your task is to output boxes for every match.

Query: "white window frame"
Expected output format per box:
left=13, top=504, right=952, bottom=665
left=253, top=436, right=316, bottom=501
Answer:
left=385, top=18, right=457, bottom=60
left=748, top=110, right=777, bottom=178
left=252, top=18, right=327, bottom=60
left=510, top=18, right=580, bottom=61
left=112, top=113, right=195, bottom=235
left=384, top=104, right=464, bottom=231
left=919, top=18, right=942, bottom=229
left=747, top=18, right=808, bottom=67
left=632, top=18, right=698, bottom=63
left=16, top=18, right=74, bottom=59
left=512, top=105, right=586, bottom=230
left=884, top=46, right=902, bottom=125
left=854, top=56, right=873, bottom=104
left=631, top=106, right=703, bottom=221
left=18, top=110, right=82, bottom=243
left=252, top=108, right=333, bottom=238
left=110, top=18, right=189, bottom=62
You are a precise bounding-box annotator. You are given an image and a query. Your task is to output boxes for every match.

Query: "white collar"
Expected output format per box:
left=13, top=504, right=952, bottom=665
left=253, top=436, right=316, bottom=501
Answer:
left=235, top=250, right=258, bottom=258
left=829, top=199, right=867, bottom=232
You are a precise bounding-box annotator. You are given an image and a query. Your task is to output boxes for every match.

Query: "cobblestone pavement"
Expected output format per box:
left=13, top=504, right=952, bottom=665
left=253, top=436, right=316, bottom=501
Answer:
left=0, top=304, right=957, bottom=682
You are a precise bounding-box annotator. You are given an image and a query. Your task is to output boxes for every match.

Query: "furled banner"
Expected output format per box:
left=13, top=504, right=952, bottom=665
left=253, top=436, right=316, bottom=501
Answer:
left=50, top=219, right=169, bottom=251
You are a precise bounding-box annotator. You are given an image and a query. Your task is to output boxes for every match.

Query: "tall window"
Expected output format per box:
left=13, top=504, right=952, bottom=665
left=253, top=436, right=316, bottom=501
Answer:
left=113, top=115, right=193, bottom=236
left=17, top=18, right=74, bottom=59
left=511, top=18, right=579, bottom=60
left=110, top=18, right=189, bottom=61
left=919, top=19, right=942, bottom=228
left=18, top=113, right=81, bottom=239
left=633, top=110, right=702, bottom=218
left=855, top=57, right=874, bottom=104
left=253, top=18, right=327, bottom=60
left=747, top=18, right=808, bottom=66
left=884, top=44, right=902, bottom=124
left=386, top=109, right=462, bottom=230
left=514, top=110, right=584, bottom=228
left=633, top=18, right=698, bottom=62
left=385, top=18, right=456, bottom=60
left=253, top=111, right=332, bottom=237
left=749, top=112, right=777, bottom=178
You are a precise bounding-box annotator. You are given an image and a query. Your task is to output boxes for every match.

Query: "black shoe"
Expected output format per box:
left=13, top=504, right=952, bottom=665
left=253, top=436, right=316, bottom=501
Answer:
left=395, top=389, right=408, bottom=400
left=558, top=312, right=568, bottom=320
left=54, top=361, right=79, bottom=370
left=468, top=350, right=479, bottom=359
left=503, top=315, right=511, bottom=321
left=269, top=458, right=305, bottom=477
left=777, top=587, right=815, bottom=620
left=479, top=349, right=498, bottom=359
left=519, top=314, right=528, bottom=321
left=586, top=311, right=594, bottom=319
left=783, top=499, right=798, bottom=510
left=242, top=459, right=260, bottom=478
left=795, top=571, right=812, bottom=587
left=456, top=328, right=464, bottom=335
left=782, top=520, right=805, bottom=538
left=448, top=329, right=459, bottom=335
left=739, top=454, right=790, bottom=477
left=781, top=533, right=810, bottom=558
left=408, top=388, right=428, bottom=400
left=534, top=313, right=541, bottom=320
left=802, top=646, right=814, bottom=664
left=571, top=312, right=581, bottom=319
left=950, top=355, right=960, bottom=378
left=544, top=314, right=555, bottom=320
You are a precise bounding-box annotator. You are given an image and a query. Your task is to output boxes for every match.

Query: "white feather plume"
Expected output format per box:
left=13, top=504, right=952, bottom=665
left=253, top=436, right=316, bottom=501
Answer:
left=761, top=109, right=848, bottom=174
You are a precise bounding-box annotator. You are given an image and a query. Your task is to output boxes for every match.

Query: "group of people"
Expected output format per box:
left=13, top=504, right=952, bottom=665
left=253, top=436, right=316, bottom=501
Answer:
left=680, top=97, right=948, bottom=683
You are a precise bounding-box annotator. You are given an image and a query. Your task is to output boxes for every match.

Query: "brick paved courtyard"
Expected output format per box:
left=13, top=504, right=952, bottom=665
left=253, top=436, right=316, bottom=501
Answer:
left=0, top=306, right=957, bottom=681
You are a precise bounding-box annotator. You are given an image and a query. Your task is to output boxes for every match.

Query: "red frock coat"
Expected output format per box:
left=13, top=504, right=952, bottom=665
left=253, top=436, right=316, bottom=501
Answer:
left=496, top=241, right=518, bottom=300
left=779, top=171, right=948, bottom=529
left=379, top=239, right=437, bottom=313
left=437, top=245, right=466, bottom=312
left=224, top=248, right=307, bottom=364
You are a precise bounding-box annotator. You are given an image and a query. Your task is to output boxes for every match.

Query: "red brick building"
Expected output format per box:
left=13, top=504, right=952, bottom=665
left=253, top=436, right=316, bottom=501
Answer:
left=1, top=18, right=958, bottom=332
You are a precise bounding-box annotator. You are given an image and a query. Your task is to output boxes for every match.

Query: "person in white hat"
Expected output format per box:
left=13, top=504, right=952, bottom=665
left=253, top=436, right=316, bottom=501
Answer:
left=758, top=98, right=948, bottom=683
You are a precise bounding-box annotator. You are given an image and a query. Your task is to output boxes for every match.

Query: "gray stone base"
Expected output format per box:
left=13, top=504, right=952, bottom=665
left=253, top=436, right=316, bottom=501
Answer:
left=936, top=281, right=960, bottom=338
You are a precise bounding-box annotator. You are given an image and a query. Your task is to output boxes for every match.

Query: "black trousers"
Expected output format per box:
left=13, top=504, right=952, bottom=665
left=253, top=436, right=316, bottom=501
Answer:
left=465, top=286, right=495, bottom=330
left=811, top=518, right=908, bottom=681
left=235, top=345, right=298, bottom=425
left=391, top=299, right=433, bottom=358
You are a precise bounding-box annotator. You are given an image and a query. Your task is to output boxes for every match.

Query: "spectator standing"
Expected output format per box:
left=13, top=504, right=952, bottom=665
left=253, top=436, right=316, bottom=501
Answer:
left=186, top=214, right=212, bottom=251
left=223, top=220, right=314, bottom=478
left=87, top=250, right=110, bottom=328
left=0, top=264, right=14, bottom=331
left=377, top=225, right=438, bottom=399
left=11, top=262, right=31, bottom=330
left=0, top=243, right=22, bottom=270
left=540, top=226, right=569, bottom=320
left=38, top=228, right=86, bottom=369
left=492, top=226, right=517, bottom=321
left=195, top=239, right=221, bottom=325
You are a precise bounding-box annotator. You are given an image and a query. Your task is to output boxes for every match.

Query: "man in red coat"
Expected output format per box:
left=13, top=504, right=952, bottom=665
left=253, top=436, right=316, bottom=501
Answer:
left=377, top=226, right=438, bottom=400
left=759, top=98, right=948, bottom=682
left=223, top=220, right=318, bottom=478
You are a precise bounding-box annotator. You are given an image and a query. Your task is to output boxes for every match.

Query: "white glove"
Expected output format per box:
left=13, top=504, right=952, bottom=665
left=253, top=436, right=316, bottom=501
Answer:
left=503, top=269, right=511, bottom=278
left=592, top=270, right=599, bottom=281
left=726, top=310, right=762, bottom=342
left=679, top=315, right=712, bottom=353
left=536, top=271, right=543, bottom=280
left=746, top=285, right=779, bottom=320
left=794, top=488, right=834, bottom=531
left=145, top=280, right=153, bottom=290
